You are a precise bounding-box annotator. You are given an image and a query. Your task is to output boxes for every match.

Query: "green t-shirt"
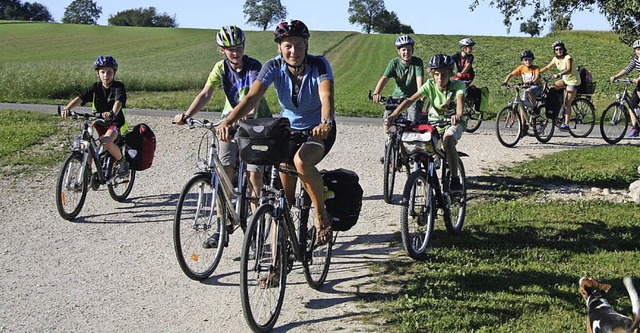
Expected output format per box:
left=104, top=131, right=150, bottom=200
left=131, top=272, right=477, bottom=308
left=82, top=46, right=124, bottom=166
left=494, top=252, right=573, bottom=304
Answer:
left=383, top=56, right=424, bottom=98
left=418, top=78, right=467, bottom=130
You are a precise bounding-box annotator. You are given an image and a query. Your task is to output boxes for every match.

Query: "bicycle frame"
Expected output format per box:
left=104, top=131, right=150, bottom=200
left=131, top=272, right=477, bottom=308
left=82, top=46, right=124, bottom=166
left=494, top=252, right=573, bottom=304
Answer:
left=610, top=79, right=635, bottom=124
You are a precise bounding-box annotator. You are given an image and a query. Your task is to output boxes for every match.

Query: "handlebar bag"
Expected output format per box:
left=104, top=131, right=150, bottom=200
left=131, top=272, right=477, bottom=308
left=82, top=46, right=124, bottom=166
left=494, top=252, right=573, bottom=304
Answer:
left=401, top=124, right=438, bottom=156
left=236, top=117, right=291, bottom=165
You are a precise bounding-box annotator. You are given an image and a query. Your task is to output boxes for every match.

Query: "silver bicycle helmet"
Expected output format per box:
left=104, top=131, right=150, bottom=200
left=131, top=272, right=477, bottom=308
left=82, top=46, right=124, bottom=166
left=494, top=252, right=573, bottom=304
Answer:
left=459, top=38, right=475, bottom=47
left=552, top=40, right=566, bottom=52
left=216, top=25, right=245, bottom=48
left=395, top=35, right=414, bottom=48
left=633, top=39, right=640, bottom=49
left=520, top=50, right=535, bottom=60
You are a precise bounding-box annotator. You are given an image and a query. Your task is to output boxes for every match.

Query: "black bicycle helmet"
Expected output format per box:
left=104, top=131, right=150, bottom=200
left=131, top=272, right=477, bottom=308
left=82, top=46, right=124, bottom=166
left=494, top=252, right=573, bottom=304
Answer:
left=216, top=25, right=245, bottom=48
left=520, top=50, right=535, bottom=60
left=93, top=56, right=118, bottom=71
left=395, top=35, right=414, bottom=48
left=428, top=54, right=455, bottom=71
left=273, top=19, right=310, bottom=42
left=552, top=40, right=566, bottom=52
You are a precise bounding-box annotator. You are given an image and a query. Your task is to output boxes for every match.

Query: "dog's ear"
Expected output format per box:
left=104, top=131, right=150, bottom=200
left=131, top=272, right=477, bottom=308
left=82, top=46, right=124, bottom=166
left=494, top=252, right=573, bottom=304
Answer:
left=600, top=283, right=612, bottom=293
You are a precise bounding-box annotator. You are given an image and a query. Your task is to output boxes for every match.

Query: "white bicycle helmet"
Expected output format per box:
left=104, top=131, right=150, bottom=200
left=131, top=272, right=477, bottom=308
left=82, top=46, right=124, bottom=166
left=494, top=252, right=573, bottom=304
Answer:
left=633, top=39, right=640, bottom=49
left=395, top=35, right=414, bottom=48
left=216, top=25, right=246, bottom=48
left=459, top=38, right=475, bottom=47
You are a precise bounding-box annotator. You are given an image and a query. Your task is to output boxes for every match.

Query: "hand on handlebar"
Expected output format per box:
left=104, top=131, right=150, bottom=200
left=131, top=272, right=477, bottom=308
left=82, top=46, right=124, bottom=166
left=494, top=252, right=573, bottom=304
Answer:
left=216, top=120, right=233, bottom=142
left=173, top=113, right=187, bottom=125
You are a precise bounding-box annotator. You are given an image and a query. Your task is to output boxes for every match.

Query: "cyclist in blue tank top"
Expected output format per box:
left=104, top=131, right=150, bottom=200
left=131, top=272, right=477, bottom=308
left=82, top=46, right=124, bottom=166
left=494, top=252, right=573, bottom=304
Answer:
left=217, top=20, right=336, bottom=247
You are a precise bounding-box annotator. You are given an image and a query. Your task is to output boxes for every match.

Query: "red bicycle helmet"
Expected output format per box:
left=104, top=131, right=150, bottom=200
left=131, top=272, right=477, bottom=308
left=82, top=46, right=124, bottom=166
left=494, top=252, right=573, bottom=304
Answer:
left=273, top=19, right=310, bottom=42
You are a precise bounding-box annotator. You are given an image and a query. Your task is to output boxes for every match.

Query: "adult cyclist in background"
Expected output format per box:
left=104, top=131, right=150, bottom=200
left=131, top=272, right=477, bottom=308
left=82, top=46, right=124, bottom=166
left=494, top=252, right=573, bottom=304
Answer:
left=387, top=54, right=466, bottom=193
left=217, top=19, right=336, bottom=247
left=452, top=38, right=476, bottom=85
left=609, top=39, right=640, bottom=137
left=173, top=25, right=271, bottom=248
left=61, top=56, right=129, bottom=175
left=371, top=35, right=425, bottom=129
left=540, top=41, right=581, bottom=131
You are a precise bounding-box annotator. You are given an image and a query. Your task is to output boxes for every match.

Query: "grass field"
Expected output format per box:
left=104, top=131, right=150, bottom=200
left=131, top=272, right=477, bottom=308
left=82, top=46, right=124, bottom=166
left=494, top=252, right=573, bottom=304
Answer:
left=0, top=22, right=635, bottom=117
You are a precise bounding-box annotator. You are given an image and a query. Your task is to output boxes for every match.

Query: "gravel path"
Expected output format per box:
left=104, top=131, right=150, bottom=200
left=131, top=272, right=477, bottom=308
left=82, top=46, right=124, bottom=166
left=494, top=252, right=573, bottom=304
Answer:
left=0, top=109, right=610, bottom=333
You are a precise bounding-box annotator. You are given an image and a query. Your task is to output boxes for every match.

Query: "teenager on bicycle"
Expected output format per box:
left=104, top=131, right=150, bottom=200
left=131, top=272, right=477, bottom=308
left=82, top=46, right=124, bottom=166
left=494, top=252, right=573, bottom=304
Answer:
left=61, top=56, right=129, bottom=175
left=540, top=41, right=581, bottom=131
left=609, top=39, right=640, bottom=137
left=388, top=54, right=466, bottom=193
left=174, top=25, right=271, bottom=248
left=371, top=35, right=424, bottom=129
left=453, top=38, right=476, bottom=85
left=501, top=50, right=542, bottom=129
left=217, top=19, right=337, bottom=247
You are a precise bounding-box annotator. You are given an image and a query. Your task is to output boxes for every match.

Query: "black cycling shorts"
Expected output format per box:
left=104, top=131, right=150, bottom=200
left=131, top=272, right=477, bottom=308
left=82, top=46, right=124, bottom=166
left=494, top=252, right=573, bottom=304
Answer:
left=285, top=123, right=337, bottom=165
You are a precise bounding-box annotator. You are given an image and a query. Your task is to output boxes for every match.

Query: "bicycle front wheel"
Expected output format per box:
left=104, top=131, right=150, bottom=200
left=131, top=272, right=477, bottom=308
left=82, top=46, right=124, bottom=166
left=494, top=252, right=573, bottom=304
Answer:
left=401, top=169, right=435, bottom=260
left=173, top=174, right=226, bottom=280
left=382, top=138, right=398, bottom=204
left=107, top=158, right=136, bottom=202
left=299, top=192, right=331, bottom=289
left=464, top=100, right=483, bottom=133
left=533, top=105, right=555, bottom=143
left=568, top=97, right=596, bottom=138
left=495, top=105, right=522, bottom=148
left=56, top=152, right=89, bottom=220
left=240, top=204, right=287, bottom=332
left=443, top=157, right=466, bottom=235
left=600, top=102, right=629, bottom=144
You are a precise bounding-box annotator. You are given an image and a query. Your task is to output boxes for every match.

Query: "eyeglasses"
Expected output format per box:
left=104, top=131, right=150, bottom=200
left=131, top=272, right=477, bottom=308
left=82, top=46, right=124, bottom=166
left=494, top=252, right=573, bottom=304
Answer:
left=522, top=58, right=533, bottom=61
left=554, top=48, right=564, bottom=51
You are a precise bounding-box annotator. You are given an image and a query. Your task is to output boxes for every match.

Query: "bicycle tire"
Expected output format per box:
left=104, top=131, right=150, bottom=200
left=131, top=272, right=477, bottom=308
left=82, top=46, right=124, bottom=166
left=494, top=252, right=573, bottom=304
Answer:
left=299, top=192, right=331, bottom=289
left=173, top=174, right=226, bottom=280
left=382, top=138, right=397, bottom=204
left=464, top=100, right=483, bottom=133
left=107, top=158, right=136, bottom=202
left=568, top=97, right=596, bottom=138
left=240, top=204, right=287, bottom=332
left=600, top=101, right=629, bottom=144
left=400, top=169, right=434, bottom=260
left=56, top=152, right=89, bottom=220
left=495, top=105, right=522, bottom=148
left=443, top=157, right=466, bottom=235
left=533, top=105, right=555, bottom=143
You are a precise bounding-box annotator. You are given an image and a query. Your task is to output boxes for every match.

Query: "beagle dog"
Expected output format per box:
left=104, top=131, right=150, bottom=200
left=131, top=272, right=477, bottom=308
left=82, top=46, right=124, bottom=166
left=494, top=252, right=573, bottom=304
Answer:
left=579, top=277, right=640, bottom=333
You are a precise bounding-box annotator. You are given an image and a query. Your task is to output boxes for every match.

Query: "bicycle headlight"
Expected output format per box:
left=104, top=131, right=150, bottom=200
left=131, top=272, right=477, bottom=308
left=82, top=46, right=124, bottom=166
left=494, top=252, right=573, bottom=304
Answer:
left=616, top=93, right=621, bottom=100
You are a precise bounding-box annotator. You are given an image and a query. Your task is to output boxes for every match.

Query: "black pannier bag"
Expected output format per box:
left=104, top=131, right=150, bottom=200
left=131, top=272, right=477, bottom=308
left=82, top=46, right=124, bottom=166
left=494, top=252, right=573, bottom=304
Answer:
left=545, top=88, right=564, bottom=119
left=236, top=117, right=291, bottom=165
left=320, top=168, right=364, bottom=232
left=124, top=123, right=156, bottom=171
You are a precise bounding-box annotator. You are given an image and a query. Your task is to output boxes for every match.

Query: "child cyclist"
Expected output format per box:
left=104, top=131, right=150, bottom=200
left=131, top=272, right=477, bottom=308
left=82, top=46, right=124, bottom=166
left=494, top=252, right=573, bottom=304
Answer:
left=387, top=54, right=466, bottom=193
left=371, top=35, right=425, bottom=128
left=609, top=39, right=640, bottom=137
left=453, top=38, right=476, bottom=85
left=540, top=40, right=581, bottom=131
left=173, top=25, right=271, bottom=249
left=501, top=50, right=542, bottom=130
left=61, top=56, right=128, bottom=175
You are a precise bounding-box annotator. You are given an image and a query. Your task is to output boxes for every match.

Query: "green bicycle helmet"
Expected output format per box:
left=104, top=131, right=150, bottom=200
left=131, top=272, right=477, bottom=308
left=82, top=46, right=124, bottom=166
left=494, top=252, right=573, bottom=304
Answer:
left=216, top=25, right=245, bottom=48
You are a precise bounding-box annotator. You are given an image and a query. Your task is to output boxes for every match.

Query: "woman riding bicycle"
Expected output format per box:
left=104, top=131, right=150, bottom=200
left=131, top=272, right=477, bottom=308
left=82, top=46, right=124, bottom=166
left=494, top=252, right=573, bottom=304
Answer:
left=388, top=54, right=466, bottom=193
left=217, top=19, right=337, bottom=246
left=61, top=56, right=129, bottom=175
left=174, top=25, right=271, bottom=248
left=609, top=39, right=640, bottom=137
left=540, top=41, right=581, bottom=131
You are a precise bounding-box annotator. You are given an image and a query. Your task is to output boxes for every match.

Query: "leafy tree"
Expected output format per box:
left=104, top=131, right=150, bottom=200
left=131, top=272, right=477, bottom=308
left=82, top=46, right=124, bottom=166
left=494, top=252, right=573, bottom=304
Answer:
left=242, top=0, right=287, bottom=31
left=62, top=0, right=101, bottom=25
left=1, top=0, right=53, bottom=21
left=108, top=7, right=177, bottom=27
left=348, top=0, right=385, bottom=34
left=551, top=14, right=573, bottom=32
left=469, top=0, right=640, bottom=44
left=372, top=9, right=413, bottom=34
left=520, top=19, right=541, bottom=37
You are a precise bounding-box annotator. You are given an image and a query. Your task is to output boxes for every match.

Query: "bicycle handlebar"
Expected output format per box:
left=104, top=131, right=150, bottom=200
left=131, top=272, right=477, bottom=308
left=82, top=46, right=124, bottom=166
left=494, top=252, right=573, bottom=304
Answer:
left=57, top=105, right=98, bottom=120
left=611, top=78, right=634, bottom=84
left=368, top=90, right=405, bottom=106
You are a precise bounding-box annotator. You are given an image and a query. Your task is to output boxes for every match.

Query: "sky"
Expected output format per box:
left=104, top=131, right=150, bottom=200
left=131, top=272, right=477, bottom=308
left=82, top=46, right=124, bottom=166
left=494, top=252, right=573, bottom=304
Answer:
left=37, top=0, right=612, bottom=37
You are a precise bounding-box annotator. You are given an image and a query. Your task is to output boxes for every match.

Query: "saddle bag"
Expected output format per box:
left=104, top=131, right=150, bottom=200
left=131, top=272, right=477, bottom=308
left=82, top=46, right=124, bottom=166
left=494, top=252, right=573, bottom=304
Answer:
left=236, top=117, right=291, bottom=165
left=401, top=124, right=438, bottom=156
left=320, top=168, right=363, bottom=232
left=124, top=123, right=156, bottom=171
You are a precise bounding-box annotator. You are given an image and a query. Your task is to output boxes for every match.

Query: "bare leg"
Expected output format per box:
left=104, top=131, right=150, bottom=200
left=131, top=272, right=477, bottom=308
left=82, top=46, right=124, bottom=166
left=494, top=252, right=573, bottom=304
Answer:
left=443, top=134, right=458, bottom=178
left=100, top=129, right=123, bottom=161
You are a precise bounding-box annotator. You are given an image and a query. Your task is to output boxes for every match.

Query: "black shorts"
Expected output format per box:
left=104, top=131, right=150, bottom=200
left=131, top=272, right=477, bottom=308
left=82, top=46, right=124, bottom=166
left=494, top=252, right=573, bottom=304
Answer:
left=285, top=123, right=337, bottom=165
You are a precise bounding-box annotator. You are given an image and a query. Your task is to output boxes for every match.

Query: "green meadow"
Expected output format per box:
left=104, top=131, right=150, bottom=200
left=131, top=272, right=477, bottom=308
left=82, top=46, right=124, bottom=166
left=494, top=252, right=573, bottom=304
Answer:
left=0, top=22, right=635, bottom=117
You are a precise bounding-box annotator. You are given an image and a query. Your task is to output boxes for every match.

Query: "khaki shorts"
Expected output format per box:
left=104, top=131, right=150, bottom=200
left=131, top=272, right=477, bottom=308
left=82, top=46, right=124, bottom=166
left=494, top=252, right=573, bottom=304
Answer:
left=218, top=141, right=262, bottom=173
left=443, top=123, right=464, bottom=142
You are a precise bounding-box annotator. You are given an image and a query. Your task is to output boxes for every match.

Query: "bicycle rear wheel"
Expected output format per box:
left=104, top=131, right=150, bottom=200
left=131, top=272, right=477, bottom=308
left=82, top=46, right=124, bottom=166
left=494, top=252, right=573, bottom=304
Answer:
left=56, top=152, right=89, bottom=220
left=533, top=105, right=555, bottom=143
left=107, top=158, right=136, bottom=202
left=443, top=157, right=466, bottom=235
left=568, top=97, right=596, bottom=138
left=400, top=169, right=435, bottom=260
left=240, top=204, right=287, bottom=332
left=173, top=174, right=226, bottom=280
left=382, top=138, right=398, bottom=204
left=495, top=105, right=522, bottom=148
left=464, top=100, right=483, bottom=133
left=299, top=192, right=331, bottom=289
left=600, top=102, right=629, bottom=144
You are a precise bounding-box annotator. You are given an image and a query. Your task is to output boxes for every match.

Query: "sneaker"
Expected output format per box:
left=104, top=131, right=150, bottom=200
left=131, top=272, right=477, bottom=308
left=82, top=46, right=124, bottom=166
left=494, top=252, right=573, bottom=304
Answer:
left=449, top=176, right=463, bottom=193
left=117, top=159, right=129, bottom=177
left=202, top=232, right=220, bottom=249
left=522, top=124, right=530, bottom=137
left=379, top=156, right=384, bottom=164
left=559, top=123, right=570, bottom=131
left=626, top=127, right=639, bottom=138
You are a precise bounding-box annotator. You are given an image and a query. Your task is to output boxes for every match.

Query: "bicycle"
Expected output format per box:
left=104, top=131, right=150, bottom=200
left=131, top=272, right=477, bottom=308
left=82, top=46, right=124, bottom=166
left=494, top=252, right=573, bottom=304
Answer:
left=462, top=84, right=485, bottom=133
left=239, top=133, right=332, bottom=332
left=369, top=91, right=411, bottom=204
left=173, top=117, right=257, bottom=280
left=542, top=76, right=596, bottom=139
left=495, top=81, right=552, bottom=147
left=55, top=106, right=135, bottom=220
left=599, top=78, right=639, bottom=144
left=399, top=114, right=468, bottom=260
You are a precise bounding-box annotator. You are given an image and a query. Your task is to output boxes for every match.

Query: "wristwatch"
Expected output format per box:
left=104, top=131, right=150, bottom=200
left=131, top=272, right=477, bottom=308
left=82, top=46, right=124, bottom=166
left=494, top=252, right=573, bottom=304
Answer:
left=320, top=118, right=333, bottom=127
